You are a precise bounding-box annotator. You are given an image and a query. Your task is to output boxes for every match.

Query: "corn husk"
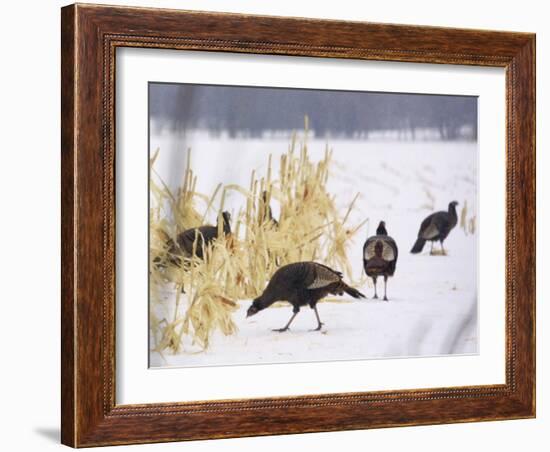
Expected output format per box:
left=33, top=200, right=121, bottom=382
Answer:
left=150, top=123, right=365, bottom=353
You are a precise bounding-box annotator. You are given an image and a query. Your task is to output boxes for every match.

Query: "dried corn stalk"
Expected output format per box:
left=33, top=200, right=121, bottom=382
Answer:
left=150, top=124, right=365, bottom=354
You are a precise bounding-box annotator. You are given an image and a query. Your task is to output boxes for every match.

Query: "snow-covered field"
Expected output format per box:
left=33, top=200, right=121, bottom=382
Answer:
left=149, top=132, right=478, bottom=368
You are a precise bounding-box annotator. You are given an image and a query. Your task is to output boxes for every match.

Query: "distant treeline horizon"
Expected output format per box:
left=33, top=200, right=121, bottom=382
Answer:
left=150, top=83, right=478, bottom=141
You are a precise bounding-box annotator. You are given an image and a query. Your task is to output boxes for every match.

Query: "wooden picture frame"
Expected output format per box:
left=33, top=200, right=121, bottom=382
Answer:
left=61, top=3, right=535, bottom=447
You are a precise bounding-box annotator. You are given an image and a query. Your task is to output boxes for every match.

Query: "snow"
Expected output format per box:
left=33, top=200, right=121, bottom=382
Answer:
left=149, top=133, right=478, bottom=368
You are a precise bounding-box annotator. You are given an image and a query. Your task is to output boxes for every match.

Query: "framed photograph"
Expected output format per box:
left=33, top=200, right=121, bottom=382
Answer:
left=61, top=4, right=535, bottom=447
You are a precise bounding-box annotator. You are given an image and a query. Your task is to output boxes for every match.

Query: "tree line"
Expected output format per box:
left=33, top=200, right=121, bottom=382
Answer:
left=150, top=83, right=477, bottom=141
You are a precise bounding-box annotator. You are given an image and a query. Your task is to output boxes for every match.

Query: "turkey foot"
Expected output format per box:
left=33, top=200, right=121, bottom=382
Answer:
left=310, top=322, right=324, bottom=332
left=273, top=311, right=298, bottom=332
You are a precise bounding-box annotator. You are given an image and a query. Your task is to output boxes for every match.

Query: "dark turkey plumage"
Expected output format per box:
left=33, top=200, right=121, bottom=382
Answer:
left=150, top=212, right=231, bottom=294
left=175, top=211, right=232, bottom=259
left=410, top=201, right=458, bottom=255
left=363, top=221, right=398, bottom=301
left=246, top=261, right=365, bottom=332
left=260, top=191, right=278, bottom=228
left=153, top=212, right=232, bottom=270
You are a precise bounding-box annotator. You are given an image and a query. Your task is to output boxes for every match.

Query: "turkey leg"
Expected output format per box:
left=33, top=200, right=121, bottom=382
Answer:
left=273, top=311, right=298, bottom=332
left=372, top=276, right=378, bottom=299
left=383, top=275, right=389, bottom=301
left=311, top=305, right=324, bottom=331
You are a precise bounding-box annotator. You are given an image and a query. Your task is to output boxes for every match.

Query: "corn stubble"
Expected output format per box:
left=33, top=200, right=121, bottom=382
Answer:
left=150, top=128, right=365, bottom=355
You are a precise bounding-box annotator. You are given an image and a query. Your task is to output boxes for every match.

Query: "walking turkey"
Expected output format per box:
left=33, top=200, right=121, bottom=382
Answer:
left=410, top=201, right=458, bottom=255
left=246, top=261, right=365, bottom=332
left=363, top=221, right=398, bottom=301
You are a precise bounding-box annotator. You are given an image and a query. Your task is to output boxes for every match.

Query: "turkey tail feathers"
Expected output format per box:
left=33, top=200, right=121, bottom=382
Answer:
left=344, top=284, right=366, bottom=299
left=410, top=238, right=426, bottom=254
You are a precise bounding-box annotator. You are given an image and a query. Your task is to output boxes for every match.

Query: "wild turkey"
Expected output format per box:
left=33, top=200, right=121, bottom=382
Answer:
left=259, top=191, right=278, bottom=228
left=154, top=211, right=231, bottom=268
left=175, top=211, right=231, bottom=259
left=410, top=201, right=458, bottom=255
left=363, top=221, right=398, bottom=301
left=246, top=261, right=365, bottom=332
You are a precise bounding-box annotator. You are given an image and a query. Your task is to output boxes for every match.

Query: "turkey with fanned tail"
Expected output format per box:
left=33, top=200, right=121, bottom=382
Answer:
left=363, top=221, right=398, bottom=301
left=246, top=261, right=365, bottom=332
